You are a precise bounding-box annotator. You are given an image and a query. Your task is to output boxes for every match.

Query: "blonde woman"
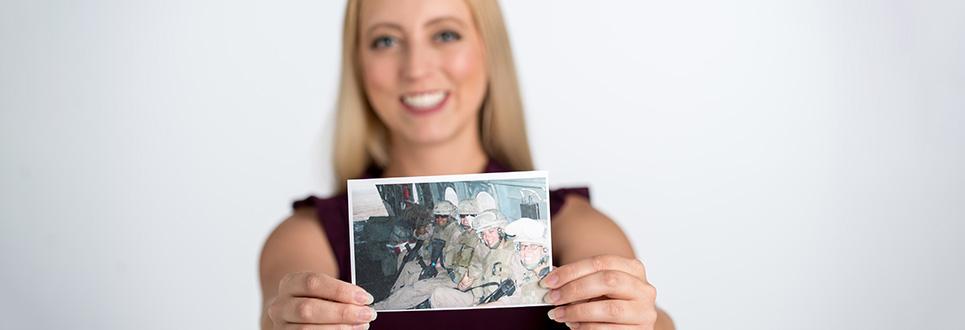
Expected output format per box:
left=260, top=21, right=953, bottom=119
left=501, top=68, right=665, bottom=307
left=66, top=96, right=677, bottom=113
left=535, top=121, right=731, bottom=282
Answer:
left=259, top=0, right=674, bottom=329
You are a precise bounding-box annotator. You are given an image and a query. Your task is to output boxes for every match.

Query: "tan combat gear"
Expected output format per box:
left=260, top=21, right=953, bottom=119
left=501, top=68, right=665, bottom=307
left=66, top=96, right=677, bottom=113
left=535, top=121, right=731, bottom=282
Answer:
left=432, top=200, right=457, bottom=217
left=471, top=218, right=551, bottom=306
left=457, top=199, right=480, bottom=216
left=474, top=237, right=516, bottom=299
left=428, top=237, right=516, bottom=308
left=473, top=210, right=508, bottom=232
left=444, top=227, right=489, bottom=282
left=500, top=254, right=551, bottom=305
left=432, top=218, right=460, bottom=247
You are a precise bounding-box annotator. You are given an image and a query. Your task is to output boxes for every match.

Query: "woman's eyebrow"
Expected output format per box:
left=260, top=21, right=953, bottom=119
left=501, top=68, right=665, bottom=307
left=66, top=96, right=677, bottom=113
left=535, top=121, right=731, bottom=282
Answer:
left=425, top=16, right=467, bottom=28
left=364, top=16, right=466, bottom=36
left=365, top=22, right=403, bottom=36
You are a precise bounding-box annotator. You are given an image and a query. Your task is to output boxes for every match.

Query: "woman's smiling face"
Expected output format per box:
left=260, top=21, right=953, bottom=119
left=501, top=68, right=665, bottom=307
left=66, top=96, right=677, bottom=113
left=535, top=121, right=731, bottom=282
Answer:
left=358, top=0, right=488, bottom=147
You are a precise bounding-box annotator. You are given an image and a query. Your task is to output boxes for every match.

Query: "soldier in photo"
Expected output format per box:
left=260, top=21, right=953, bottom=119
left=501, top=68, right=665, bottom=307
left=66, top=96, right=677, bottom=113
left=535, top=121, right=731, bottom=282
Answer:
left=373, top=201, right=460, bottom=310
left=443, top=198, right=489, bottom=286
left=385, top=205, right=434, bottom=293
left=482, top=217, right=551, bottom=306
left=429, top=209, right=517, bottom=308
left=420, top=200, right=460, bottom=281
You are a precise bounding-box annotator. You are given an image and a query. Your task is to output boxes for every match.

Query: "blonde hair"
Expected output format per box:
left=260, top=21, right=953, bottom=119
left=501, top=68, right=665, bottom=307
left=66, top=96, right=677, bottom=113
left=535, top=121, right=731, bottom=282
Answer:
left=332, top=0, right=533, bottom=190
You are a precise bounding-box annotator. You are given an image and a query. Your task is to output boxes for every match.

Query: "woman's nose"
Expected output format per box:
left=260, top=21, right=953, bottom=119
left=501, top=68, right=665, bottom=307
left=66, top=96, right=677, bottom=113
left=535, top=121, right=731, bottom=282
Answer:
left=402, top=44, right=436, bottom=82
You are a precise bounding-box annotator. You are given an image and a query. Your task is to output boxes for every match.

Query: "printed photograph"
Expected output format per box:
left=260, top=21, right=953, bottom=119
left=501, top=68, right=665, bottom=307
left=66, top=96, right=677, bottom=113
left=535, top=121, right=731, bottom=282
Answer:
left=348, top=172, right=552, bottom=312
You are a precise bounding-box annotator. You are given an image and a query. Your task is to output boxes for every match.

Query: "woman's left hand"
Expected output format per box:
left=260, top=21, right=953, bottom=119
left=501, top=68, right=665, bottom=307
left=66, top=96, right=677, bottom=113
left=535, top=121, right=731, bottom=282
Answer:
left=542, top=255, right=658, bottom=329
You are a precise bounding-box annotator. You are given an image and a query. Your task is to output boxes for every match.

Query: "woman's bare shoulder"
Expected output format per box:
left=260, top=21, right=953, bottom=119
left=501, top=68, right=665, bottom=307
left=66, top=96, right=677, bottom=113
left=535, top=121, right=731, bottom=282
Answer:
left=553, top=194, right=621, bottom=235
left=551, top=194, right=635, bottom=262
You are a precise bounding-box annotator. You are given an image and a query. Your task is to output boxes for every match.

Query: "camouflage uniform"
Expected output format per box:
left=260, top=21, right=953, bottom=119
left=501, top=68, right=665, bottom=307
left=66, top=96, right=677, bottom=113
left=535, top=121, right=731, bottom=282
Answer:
left=377, top=202, right=459, bottom=308
left=443, top=226, right=489, bottom=282
left=475, top=237, right=518, bottom=299
left=372, top=275, right=451, bottom=310
left=489, top=254, right=550, bottom=306
left=444, top=198, right=486, bottom=282
left=426, top=215, right=460, bottom=272
left=388, top=225, right=433, bottom=292
left=373, top=220, right=465, bottom=310
left=429, top=237, right=516, bottom=308
left=480, top=217, right=552, bottom=306
left=372, top=224, right=486, bottom=310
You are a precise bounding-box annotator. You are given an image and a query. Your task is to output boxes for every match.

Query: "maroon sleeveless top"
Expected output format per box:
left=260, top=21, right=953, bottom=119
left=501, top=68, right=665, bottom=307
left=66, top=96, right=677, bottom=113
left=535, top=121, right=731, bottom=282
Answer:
left=292, top=161, right=589, bottom=329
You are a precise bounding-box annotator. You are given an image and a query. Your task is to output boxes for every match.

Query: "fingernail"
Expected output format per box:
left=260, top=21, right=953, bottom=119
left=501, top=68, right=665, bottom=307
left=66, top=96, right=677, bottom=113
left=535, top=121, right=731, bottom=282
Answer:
left=355, top=291, right=374, bottom=305
left=548, top=307, right=565, bottom=320
left=544, top=290, right=560, bottom=304
left=353, top=324, right=370, bottom=330
left=357, top=308, right=376, bottom=322
left=566, top=322, right=579, bottom=329
left=541, top=274, right=558, bottom=288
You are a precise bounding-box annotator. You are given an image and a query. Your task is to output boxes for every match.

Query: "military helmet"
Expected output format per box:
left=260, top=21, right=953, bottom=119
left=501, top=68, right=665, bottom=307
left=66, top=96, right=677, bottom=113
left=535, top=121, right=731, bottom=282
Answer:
left=432, top=200, right=456, bottom=216
left=473, top=209, right=508, bottom=231
left=457, top=199, right=479, bottom=216
left=505, top=218, right=548, bottom=246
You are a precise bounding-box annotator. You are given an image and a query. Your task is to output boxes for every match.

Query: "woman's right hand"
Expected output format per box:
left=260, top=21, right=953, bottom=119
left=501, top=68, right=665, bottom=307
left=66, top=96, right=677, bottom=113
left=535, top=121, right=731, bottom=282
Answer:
left=267, top=272, right=377, bottom=329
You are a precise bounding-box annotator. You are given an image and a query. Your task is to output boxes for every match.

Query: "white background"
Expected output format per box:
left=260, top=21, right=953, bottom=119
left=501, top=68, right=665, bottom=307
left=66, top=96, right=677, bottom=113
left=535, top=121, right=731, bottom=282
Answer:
left=1, top=0, right=963, bottom=329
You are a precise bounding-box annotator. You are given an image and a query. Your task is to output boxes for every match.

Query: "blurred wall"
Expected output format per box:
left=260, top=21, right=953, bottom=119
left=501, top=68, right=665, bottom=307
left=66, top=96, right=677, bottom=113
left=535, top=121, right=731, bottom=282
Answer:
left=1, top=0, right=962, bottom=329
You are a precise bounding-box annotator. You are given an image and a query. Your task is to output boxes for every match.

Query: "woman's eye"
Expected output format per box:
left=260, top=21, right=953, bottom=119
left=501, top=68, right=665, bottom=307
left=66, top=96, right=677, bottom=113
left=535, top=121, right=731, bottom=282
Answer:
left=434, top=30, right=461, bottom=43
left=371, top=36, right=397, bottom=49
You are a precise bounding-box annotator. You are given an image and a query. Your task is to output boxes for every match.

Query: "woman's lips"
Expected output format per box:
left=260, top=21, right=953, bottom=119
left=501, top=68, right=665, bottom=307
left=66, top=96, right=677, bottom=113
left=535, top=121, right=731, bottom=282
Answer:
left=400, top=90, right=449, bottom=115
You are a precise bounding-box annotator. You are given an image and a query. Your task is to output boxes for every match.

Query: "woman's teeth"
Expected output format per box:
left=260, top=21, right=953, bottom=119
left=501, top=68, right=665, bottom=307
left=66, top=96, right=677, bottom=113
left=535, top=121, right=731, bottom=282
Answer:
left=402, top=91, right=447, bottom=110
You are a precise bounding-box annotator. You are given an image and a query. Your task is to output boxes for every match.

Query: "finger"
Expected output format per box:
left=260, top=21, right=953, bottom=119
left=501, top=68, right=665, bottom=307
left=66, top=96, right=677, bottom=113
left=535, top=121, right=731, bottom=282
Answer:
left=282, top=324, right=371, bottom=330
left=542, top=255, right=646, bottom=289
left=280, top=272, right=373, bottom=305
left=544, top=270, right=653, bottom=305
left=282, top=297, right=378, bottom=324
left=548, top=300, right=652, bottom=325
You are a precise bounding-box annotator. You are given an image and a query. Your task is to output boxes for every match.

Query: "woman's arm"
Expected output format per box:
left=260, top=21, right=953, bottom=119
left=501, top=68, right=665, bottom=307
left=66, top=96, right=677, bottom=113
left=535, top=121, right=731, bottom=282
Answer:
left=551, top=195, right=675, bottom=330
left=258, top=207, right=351, bottom=329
